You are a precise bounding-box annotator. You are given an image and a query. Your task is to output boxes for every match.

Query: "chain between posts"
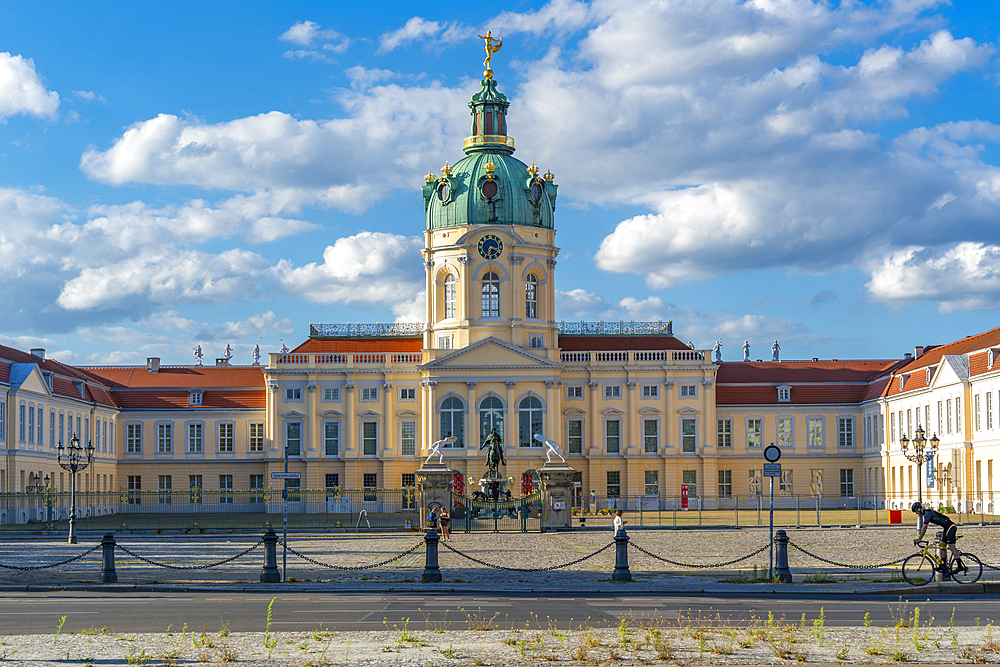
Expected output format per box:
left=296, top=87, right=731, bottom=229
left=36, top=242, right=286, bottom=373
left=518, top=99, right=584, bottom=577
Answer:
left=787, top=541, right=907, bottom=569
left=278, top=541, right=424, bottom=570
left=440, top=540, right=614, bottom=572
left=114, top=541, right=262, bottom=570
left=630, top=541, right=772, bottom=569
left=0, top=544, right=101, bottom=570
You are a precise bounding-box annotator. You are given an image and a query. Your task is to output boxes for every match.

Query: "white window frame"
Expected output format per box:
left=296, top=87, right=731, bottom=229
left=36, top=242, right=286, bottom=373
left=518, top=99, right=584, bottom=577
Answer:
left=529, top=334, right=544, bottom=349
left=218, top=421, right=235, bottom=453
left=285, top=421, right=302, bottom=457
left=0, top=401, right=5, bottom=440
left=746, top=417, right=762, bottom=448
left=437, top=335, right=453, bottom=349
left=400, top=420, right=417, bottom=456
left=187, top=421, right=204, bottom=454
left=717, top=418, right=732, bottom=448
left=679, top=384, right=697, bottom=398
left=322, top=387, right=341, bottom=402
left=126, top=422, right=142, bottom=454
left=285, top=387, right=303, bottom=402
left=566, top=386, right=584, bottom=400
left=807, top=417, right=824, bottom=449
left=361, top=420, right=378, bottom=457
left=777, top=417, right=793, bottom=450
left=605, top=418, right=621, bottom=454
left=324, top=420, right=341, bottom=457
left=776, top=385, right=791, bottom=402
left=680, top=417, right=698, bottom=453
left=604, top=384, right=622, bottom=399
left=248, top=422, right=265, bottom=453
left=643, top=418, right=659, bottom=454
left=641, top=384, right=659, bottom=399
left=190, top=391, right=203, bottom=406
left=156, top=421, right=173, bottom=454
left=399, top=387, right=416, bottom=401
left=361, top=387, right=379, bottom=402
left=838, top=417, right=854, bottom=449
left=566, top=417, right=584, bottom=454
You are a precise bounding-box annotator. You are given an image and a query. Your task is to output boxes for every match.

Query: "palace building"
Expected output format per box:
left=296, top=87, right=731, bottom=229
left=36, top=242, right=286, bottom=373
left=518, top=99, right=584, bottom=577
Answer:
left=2, top=64, right=999, bottom=517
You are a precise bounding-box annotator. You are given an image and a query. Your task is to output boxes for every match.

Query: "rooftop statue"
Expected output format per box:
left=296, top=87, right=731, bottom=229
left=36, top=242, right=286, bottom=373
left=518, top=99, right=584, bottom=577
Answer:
left=193, top=344, right=203, bottom=366
left=252, top=344, right=261, bottom=366
left=478, top=30, right=502, bottom=78
left=713, top=338, right=723, bottom=363
left=772, top=340, right=781, bottom=362
left=743, top=340, right=751, bottom=362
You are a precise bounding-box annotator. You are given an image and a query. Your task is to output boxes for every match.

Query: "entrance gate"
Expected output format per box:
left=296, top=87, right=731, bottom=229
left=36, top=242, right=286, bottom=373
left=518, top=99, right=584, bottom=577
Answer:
left=452, top=491, right=541, bottom=533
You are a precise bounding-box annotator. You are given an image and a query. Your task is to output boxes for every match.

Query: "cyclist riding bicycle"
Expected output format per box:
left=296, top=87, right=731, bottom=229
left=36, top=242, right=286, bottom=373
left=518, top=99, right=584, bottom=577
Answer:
left=910, top=501, right=964, bottom=572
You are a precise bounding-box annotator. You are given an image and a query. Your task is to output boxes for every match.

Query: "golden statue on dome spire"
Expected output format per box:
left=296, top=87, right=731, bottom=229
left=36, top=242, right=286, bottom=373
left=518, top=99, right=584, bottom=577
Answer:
left=478, top=30, right=502, bottom=79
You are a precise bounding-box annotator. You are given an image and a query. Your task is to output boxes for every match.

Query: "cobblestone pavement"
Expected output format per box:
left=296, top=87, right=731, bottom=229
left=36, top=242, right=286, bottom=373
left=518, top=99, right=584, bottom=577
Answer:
left=1, top=525, right=998, bottom=589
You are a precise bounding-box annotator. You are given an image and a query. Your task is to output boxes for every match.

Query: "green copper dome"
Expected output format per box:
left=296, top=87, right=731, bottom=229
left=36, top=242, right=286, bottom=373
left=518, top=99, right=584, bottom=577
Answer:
left=422, top=77, right=557, bottom=230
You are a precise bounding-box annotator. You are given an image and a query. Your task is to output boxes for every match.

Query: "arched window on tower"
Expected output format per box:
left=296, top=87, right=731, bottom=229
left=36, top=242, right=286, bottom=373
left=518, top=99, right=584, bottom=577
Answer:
left=481, top=272, right=500, bottom=317
left=525, top=274, right=538, bottom=319
left=518, top=396, right=544, bottom=448
left=444, top=274, right=456, bottom=319
left=479, top=396, right=505, bottom=447
left=440, top=396, right=465, bottom=448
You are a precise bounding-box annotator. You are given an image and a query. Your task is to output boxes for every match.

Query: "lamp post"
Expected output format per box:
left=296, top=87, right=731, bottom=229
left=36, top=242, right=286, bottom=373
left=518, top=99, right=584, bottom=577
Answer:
left=25, top=473, right=52, bottom=528
left=57, top=433, right=95, bottom=544
left=899, top=426, right=939, bottom=531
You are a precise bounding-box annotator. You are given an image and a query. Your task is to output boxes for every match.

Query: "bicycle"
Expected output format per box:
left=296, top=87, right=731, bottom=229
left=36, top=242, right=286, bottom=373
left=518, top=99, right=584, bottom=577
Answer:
left=901, top=538, right=982, bottom=586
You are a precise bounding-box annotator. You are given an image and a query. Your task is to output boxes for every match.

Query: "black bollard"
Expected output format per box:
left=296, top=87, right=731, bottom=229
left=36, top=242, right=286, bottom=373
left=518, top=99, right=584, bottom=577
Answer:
left=260, top=528, right=280, bottom=583
left=612, top=529, right=632, bottom=582
left=99, top=533, right=117, bottom=584
left=774, top=529, right=792, bottom=583
left=422, top=528, right=442, bottom=583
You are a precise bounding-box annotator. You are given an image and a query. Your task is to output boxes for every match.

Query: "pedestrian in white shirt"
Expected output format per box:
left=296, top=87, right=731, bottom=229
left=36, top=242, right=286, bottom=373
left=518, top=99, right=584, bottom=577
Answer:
left=613, top=509, right=627, bottom=535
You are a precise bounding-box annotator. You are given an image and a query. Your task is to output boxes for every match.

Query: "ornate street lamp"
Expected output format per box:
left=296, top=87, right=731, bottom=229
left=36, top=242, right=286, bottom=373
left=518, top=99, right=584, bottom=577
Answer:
left=57, top=433, right=94, bottom=544
left=25, top=473, right=53, bottom=529
left=900, top=426, right=939, bottom=530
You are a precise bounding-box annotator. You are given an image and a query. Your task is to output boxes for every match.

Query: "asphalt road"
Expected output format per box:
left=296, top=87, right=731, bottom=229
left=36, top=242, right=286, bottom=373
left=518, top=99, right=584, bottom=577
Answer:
left=2, top=591, right=997, bottom=635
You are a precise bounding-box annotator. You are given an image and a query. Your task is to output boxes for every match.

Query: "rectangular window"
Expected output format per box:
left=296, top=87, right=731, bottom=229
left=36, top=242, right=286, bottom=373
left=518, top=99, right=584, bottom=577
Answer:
left=779, top=469, right=793, bottom=496
left=285, top=422, right=301, bottom=456
left=937, top=401, right=943, bottom=436
left=188, top=423, right=203, bottom=453
left=946, top=399, right=953, bottom=435
left=27, top=406, right=34, bottom=443
left=644, top=470, right=659, bottom=496
left=717, top=418, right=732, bottom=448
left=218, top=423, right=234, bottom=452
left=925, top=405, right=930, bottom=432
left=989, top=393, right=994, bottom=430
left=37, top=406, right=43, bottom=444
left=567, top=420, right=583, bottom=454
left=325, top=473, right=340, bottom=490
left=323, top=387, right=340, bottom=401
left=530, top=335, right=544, bottom=349
left=190, top=391, right=202, bottom=405
left=249, top=423, right=264, bottom=452
left=126, top=423, right=141, bottom=453
left=907, top=409, right=912, bottom=436
left=400, top=388, right=415, bottom=400
left=749, top=469, right=762, bottom=497
left=808, top=418, right=823, bottom=448
left=682, top=470, right=697, bottom=497
left=838, top=418, right=854, bottom=448
left=437, top=335, right=452, bottom=349
left=643, top=419, right=658, bottom=453
left=975, top=394, right=981, bottom=431
left=680, top=384, right=696, bottom=398
left=363, top=421, right=377, bottom=456
left=777, top=418, right=792, bottom=449
left=219, top=475, right=233, bottom=504
left=566, top=386, right=583, bottom=399
left=840, top=469, right=854, bottom=497
left=0, top=401, right=5, bottom=440
left=318, top=421, right=337, bottom=456
left=746, top=418, right=762, bottom=448
left=286, top=388, right=302, bottom=401
left=605, top=385, right=621, bottom=399
left=400, top=421, right=415, bottom=456
left=19, top=404, right=25, bottom=442
left=249, top=474, right=265, bottom=502
left=158, top=475, right=172, bottom=504
left=777, top=386, right=791, bottom=401
left=681, top=418, right=697, bottom=452
left=605, top=420, right=620, bottom=454
left=642, top=385, right=659, bottom=398
left=956, top=398, right=962, bottom=434
left=718, top=470, right=733, bottom=498
left=157, top=423, right=172, bottom=453
left=101, top=419, right=106, bottom=451
left=127, top=475, right=141, bottom=504
left=890, top=412, right=896, bottom=442
left=361, top=387, right=379, bottom=401
left=606, top=471, right=621, bottom=497
left=50, top=411, right=56, bottom=447
left=810, top=469, right=823, bottom=495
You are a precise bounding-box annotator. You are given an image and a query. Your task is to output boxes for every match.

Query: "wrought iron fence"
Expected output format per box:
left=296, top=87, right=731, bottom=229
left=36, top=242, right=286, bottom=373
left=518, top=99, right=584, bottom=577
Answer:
left=0, top=488, right=417, bottom=532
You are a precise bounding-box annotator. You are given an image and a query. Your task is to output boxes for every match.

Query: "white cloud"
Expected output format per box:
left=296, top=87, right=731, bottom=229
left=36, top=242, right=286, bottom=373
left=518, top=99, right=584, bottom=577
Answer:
left=73, top=90, right=108, bottom=104
left=866, top=243, right=1000, bottom=312
left=195, top=311, right=294, bottom=341
left=279, top=21, right=340, bottom=47
left=378, top=17, right=466, bottom=53
left=0, top=52, right=59, bottom=120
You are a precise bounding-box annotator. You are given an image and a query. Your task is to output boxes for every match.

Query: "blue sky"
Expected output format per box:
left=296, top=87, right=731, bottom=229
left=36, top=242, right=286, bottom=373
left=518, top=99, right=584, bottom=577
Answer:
left=1, top=0, right=999, bottom=365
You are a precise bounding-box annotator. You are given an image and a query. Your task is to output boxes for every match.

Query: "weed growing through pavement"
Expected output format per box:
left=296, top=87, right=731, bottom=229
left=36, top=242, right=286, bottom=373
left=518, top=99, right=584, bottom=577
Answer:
left=52, top=615, right=67, bottom=647
left=440, top=644, right=458, bottom=658
left=124, top=649, right=152, bottom=666
left=263, top=597, right=277, bottom=659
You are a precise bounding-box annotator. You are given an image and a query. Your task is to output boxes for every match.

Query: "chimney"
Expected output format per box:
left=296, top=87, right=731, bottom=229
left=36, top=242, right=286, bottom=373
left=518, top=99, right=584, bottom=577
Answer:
left=811, top=357, right=819, bottom=362
left=914, top=346, right=925, bottom=358
left=216, top=357, right=229, bottom=367
left=904, top=352, right=913, bottom=360
left=146, top=357, right=160, bottom=373
left=30, top=348, right=45, bottom=360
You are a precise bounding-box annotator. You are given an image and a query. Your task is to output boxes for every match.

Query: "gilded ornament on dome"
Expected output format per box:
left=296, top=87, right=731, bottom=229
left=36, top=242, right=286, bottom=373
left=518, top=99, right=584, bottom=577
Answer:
left=528, top=162, right=539, bottom=177
left=441, top=161, right=452, bottom=176
left=544, top=169, right=555, bottom=181
left=425, top=170, right=436, bottom=183
left=477, top=31, right=502, bottom=79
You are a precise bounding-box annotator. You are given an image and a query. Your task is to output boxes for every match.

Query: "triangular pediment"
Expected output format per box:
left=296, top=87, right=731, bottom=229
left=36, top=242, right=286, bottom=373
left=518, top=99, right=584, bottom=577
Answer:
left=281, top=410, right=304, bottom=418
left=677, top=406, right=700, bottom=415
left=19, top=366, right=52, bottom=396
left=423, top=337, right=559, bottom=369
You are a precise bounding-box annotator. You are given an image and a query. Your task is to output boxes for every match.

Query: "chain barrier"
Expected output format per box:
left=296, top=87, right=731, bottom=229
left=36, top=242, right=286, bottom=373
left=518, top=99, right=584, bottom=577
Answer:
left=630, top=541, right=772, bottom=569
left=115, top=541, right=262, bottom=570
left=440, top=540, right=614, bottom=572
left=787, top=541, right=907, bottom=569
left=0, top=544, right=101, bottom=570
left=278, top=541, right=424, bottom=570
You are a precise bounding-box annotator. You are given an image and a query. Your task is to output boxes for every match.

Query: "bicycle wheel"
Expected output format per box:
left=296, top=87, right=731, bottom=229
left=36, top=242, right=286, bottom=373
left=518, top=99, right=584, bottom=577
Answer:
left=949, top=553, right=983, bottom=584
left=901, top=553, right=936, bottom=586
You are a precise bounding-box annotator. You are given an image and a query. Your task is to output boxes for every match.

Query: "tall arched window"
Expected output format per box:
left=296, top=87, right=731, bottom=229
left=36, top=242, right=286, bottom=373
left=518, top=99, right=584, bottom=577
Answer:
left=479, top=396, right=505, bottom=447
left=518, top=396, right=544, bottom=447
left=525, top=274, right=537, bottom=319
left=481, top=272, right=500, bottom=317
left=440, top=396, right=465, bottom=448
left=444, top=274, right=456, bottom=319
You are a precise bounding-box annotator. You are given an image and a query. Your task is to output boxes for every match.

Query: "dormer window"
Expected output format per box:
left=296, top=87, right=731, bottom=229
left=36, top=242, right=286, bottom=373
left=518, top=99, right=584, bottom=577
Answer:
left=926, top=367, right=932, bottom=384
left=777, top=385, right=791, bottom=402
left=990, top=350, right=996, bottom=370
left=190, top=391, right=203, bottom=406
left=899, top=375, right=907, bottom=391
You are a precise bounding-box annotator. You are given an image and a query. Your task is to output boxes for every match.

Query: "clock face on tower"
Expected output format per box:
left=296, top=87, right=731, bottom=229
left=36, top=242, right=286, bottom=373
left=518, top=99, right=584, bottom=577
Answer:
left=478, top=234, right=504, bottom=260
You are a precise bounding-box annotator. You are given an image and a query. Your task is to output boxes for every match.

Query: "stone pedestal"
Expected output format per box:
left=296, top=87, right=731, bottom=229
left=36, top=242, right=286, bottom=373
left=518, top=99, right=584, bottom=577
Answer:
left=538, top=462, right=577, bottom=531
left=416, top=464, right=454, bottom=529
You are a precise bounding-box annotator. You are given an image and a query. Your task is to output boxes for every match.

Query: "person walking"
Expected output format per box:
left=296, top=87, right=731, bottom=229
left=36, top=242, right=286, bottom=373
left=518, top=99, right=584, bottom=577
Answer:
left=439, top=508, right=451, bottom=540
left=613, top=509, right=627, bottom=535
left=428, top=507, right=439, bottom=533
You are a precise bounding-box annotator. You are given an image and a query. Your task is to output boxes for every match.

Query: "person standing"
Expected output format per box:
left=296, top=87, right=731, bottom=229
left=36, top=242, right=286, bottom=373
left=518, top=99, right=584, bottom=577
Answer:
left=428, top=507, right=439, bottom=533
left=439, top=508, right=451, bottom=540
left=613, top=509, right=627, bottom=535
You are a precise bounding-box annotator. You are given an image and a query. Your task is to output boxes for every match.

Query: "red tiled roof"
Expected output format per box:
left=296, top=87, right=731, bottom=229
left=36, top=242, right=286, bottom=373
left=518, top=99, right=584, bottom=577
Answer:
left=0, top=360, right=8, bottom=385
left=292, top=338, right=423, bottom=353
left=82, top=365, right=265, bottom=388
left=558, top=336, right=692, bottom=351
left=717, top=360, right=901, bottom=383
left=896, top=325, right=1000, bottom=373
left=716, top=384, right=876, bottom=405
left=969, top=350, right=993, bottom=377
left=0, top=344, right=92, bottom=381
left=862, top=376, right=891, bottom=402
left=114, top=389, right=265, bottom=410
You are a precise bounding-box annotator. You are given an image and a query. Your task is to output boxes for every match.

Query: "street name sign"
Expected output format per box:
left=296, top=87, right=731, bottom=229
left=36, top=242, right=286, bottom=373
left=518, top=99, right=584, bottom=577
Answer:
left=271, top=472, right=301, bottom=480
